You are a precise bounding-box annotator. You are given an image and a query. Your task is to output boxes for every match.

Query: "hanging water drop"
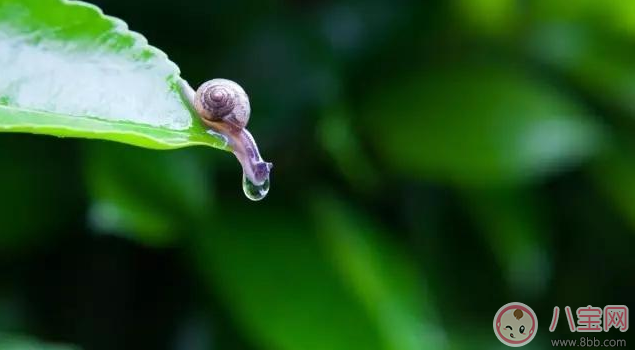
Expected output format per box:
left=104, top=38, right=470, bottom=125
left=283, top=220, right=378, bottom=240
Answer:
left=242, top=172, right=270, bottom=201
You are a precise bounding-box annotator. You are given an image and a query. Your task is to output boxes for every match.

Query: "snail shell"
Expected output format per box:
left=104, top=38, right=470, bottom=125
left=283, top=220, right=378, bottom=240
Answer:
left=194, top=78, right=251, bottom=130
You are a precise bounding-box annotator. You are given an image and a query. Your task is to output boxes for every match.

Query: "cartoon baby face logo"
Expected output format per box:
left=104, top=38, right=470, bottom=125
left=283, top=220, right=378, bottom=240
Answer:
left=493, top=302, right=538, bottom=347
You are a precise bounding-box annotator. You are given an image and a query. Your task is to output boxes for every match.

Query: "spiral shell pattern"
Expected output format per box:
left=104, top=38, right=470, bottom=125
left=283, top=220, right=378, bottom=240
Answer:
left=194, top=78, right=251, bottom=129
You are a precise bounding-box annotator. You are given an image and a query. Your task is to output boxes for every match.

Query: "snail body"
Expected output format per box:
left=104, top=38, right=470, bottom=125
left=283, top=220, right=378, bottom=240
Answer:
left=181, top=78, right=272, bottom=193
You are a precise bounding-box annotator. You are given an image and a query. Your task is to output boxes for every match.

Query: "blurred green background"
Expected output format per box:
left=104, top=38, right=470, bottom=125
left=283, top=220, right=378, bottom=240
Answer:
left=1, top=0, right=634, bottom=349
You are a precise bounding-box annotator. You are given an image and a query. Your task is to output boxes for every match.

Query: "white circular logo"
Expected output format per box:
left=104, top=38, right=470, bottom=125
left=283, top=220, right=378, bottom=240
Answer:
left=493, top=302, right=538, bottom=347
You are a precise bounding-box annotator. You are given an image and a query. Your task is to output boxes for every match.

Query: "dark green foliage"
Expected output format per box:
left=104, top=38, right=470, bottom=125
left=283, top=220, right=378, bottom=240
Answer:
left=0, top=0, right=634, bottom=349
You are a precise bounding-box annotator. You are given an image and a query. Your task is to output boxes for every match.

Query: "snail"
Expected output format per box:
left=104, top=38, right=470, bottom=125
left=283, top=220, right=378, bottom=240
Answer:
left=180, top=78, right=272, bottom=191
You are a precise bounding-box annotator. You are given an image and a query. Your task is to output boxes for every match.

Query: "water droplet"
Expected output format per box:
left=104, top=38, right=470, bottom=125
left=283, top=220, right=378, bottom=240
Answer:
left=242, top=173, right=270, bottom=201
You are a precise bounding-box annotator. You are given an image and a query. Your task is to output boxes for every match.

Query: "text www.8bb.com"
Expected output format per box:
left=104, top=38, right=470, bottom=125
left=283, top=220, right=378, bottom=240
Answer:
left=551, top=337, right=626, bottom=347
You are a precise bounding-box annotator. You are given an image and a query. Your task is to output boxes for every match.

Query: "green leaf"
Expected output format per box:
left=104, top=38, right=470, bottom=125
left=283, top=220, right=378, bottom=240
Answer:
left=362, top=64, right=603, bottom=187
left=311, top=194, right=445, bottom=350
left=462, top=188, right=552, bottom=297
left=0, top=0, right=224, bottom=150
left=193, top=204, right=389, bottom=350
left=454, top=0, right=519, bottom=36
left=532, top=0, right=635, bottom=38
left=529, top=24, right=635, bottom=115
